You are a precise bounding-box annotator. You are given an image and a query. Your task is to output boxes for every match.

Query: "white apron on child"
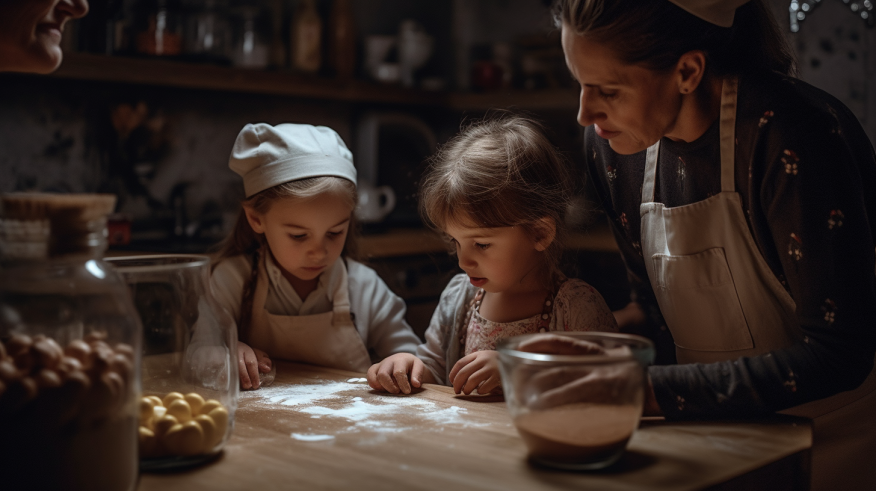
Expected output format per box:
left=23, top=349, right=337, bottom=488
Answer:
left=248, top=254, right=372, bottom=373
left=639, top=77, right=876, bottom=490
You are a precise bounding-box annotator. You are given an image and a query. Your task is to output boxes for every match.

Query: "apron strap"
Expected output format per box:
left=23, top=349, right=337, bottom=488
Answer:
left=642, top=142, right=660, bottom=203
left=331, top=259, right=354, bottom=327
left=250, top=250, right=270, bottom=337
left=719, top=77, right=739, bottom=193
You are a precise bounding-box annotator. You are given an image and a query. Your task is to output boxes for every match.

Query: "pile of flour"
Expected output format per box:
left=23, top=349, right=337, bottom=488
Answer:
left=241, top=379, right=486, bottom=438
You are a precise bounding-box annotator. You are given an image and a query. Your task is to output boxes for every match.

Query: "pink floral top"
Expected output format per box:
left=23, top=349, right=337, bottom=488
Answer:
left=463, top=278, right=618, bottom=355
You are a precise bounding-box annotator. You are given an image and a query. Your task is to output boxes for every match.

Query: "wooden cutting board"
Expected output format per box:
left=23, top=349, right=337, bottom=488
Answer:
left=138, top=361, right=810, bottom=491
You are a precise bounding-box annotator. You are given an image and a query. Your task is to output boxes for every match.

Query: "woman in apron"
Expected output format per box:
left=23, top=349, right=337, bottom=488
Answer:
left=546, top=0, right=876, bottom=488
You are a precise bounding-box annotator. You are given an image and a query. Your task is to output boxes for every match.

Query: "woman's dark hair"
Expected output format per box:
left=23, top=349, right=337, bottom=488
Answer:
left=553, top=0, right=796, bottom=78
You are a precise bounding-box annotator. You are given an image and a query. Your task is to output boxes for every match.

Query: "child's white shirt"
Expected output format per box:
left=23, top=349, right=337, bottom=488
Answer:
left=210, top=252, right=420, bottom=359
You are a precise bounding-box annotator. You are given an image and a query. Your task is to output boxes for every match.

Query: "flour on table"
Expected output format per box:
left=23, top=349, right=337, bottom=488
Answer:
left=242, top=380, right=486, bottom=436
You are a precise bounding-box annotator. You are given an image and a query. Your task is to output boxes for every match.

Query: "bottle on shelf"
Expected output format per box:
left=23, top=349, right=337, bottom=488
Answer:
left=290, top=0, right=322, bottom=73
left=134, top=0, right=183, bottom=57
left=106, top=0, right=130, bottom=55
left=230, top=5, right=270, bottom=69
left=183, top=0, right=231, bottom=64
left=328, top=0, right=356, bottom=79
left=268, top=0, right=286, bottom=69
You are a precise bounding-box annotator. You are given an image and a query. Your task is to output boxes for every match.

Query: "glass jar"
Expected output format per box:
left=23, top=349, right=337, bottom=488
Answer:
left=497, top=332, right=655, bottom=470
left=183, top=0, right=231, bottom=64
left=0, top=193, right=141, bottom=491
left=134, top=0, right=183, bottom=57
left=105, top=254, right=238, bottom=470
left=229, top=5, right=269, bottom=69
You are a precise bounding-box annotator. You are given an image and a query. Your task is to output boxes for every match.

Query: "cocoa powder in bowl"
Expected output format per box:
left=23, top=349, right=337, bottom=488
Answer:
left=514, top=403, right=640, bottom=466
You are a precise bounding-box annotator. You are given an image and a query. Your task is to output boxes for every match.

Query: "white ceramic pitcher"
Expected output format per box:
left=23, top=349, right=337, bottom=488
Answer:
left=356, top=180, right=396, bottom=223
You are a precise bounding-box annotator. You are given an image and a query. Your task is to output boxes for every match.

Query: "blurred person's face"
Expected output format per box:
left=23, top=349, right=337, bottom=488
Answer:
left=0, top=0, right=89, bottom=74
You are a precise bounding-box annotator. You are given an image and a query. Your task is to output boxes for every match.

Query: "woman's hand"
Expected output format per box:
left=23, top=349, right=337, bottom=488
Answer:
left=237, top=341, right=272, bottom=390
left=448, top=350, right=502, bottom=395
left=367, top=353, right=434, bottom=394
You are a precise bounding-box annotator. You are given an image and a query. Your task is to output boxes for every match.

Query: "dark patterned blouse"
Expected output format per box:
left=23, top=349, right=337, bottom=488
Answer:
left=584, top=71, right=876, bottom=419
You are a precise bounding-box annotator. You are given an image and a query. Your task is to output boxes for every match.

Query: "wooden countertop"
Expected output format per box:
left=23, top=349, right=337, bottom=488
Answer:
left=138, top=362, right=811, bottom=491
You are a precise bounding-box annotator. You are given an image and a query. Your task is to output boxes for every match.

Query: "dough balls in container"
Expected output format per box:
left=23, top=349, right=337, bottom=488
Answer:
left=137, top=392, right=230, bottom=458
left=105, top=254, right=239, bottom=471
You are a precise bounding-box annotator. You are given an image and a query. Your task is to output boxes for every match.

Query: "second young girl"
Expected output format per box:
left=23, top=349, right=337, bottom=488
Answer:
left=367, top=114, right=618, bottom=395
left=209, top=123, right=421, bottom=390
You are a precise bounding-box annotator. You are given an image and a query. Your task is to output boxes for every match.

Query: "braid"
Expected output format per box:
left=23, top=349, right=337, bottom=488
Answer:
left=237, top=246, right=261, bottom=343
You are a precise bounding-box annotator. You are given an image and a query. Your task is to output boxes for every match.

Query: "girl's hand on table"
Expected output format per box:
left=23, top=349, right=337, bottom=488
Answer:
left=449, top=350, right=502, bottom=395
left=238, top=341, right=272, bottom=390
left=367, top=353, right=432, bottom=394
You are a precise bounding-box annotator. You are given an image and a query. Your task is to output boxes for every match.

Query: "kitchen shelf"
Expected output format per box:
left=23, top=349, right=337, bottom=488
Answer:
left=358, top=226, right=617, bottom=259
left=107, top=226, right=617, bottom=259
left=50, top=52, right=443, bottom=106
left=46, top=52, right=578, bottom=111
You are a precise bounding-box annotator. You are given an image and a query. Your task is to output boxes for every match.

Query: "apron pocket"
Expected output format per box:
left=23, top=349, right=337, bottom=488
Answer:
left=651, top=247, right=753, bottom=352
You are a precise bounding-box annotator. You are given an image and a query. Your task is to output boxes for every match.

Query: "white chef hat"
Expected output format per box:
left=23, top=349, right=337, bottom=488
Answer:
left=668, top=0, right=751, bottom=27
left=229, top=123, right=357, bottom=198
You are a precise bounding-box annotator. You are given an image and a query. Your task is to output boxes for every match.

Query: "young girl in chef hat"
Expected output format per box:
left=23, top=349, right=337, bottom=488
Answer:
left=211, top=123, right=421, bottom=390
left=367, top=114, right=619, bottom=395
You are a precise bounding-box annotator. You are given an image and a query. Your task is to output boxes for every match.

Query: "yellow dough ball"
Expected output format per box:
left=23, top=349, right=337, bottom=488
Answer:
left=153, top=405, right=167, bottom=420
left=153, top=414, right=179, bottom=438
left=200, top=399, right=222, bottom=415
left=207, top=406, right=228, bottom=442
left=167, top=399, right=193, bottom=424
left=162, top=392, right=184, bottom=407
left=146, top=395, right=163, bottom=407
left=163, top=421, right=204, bottom=456
left=139, top=397, right=155, bottom=421
left=184, top=393, right=205, bottom=415
left=194, top=415, right=217, bottom=452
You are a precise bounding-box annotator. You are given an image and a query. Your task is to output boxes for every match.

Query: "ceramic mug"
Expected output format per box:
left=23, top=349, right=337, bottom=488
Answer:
left=356, top=181, right=396, bottom=223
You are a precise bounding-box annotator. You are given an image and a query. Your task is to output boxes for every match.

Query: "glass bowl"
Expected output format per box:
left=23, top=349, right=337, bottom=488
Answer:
left=497, top=332, right=655, bottom=470
left=106, top=255, right=238, bottom=471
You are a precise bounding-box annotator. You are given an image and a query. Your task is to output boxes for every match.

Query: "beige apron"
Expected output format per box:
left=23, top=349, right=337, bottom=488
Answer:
left=640, top=78, right=876, bottom=489
left=248, top=254, right=372, bottom=373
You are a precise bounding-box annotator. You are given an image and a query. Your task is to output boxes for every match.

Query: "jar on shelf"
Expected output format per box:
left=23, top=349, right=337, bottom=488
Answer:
left=0, top=193, right=142, bottom=491
left=229, top=5, right=270, bottom=69
left=290, top=0, right=322, bottom=73
left=328, top=0, right=356, bottom=79
left=105, top=254, right=238, bottom=471
left=183, top=0, right=231, bottom=64
left=134, top=0, right=183, bottom=57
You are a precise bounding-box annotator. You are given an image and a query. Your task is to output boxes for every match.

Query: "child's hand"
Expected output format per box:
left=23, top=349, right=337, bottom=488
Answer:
left=448, top=350, right=502, bottom=395
left=367, top=353, right=429, bottom=395
left=237, top=341, right=272, bottom=390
